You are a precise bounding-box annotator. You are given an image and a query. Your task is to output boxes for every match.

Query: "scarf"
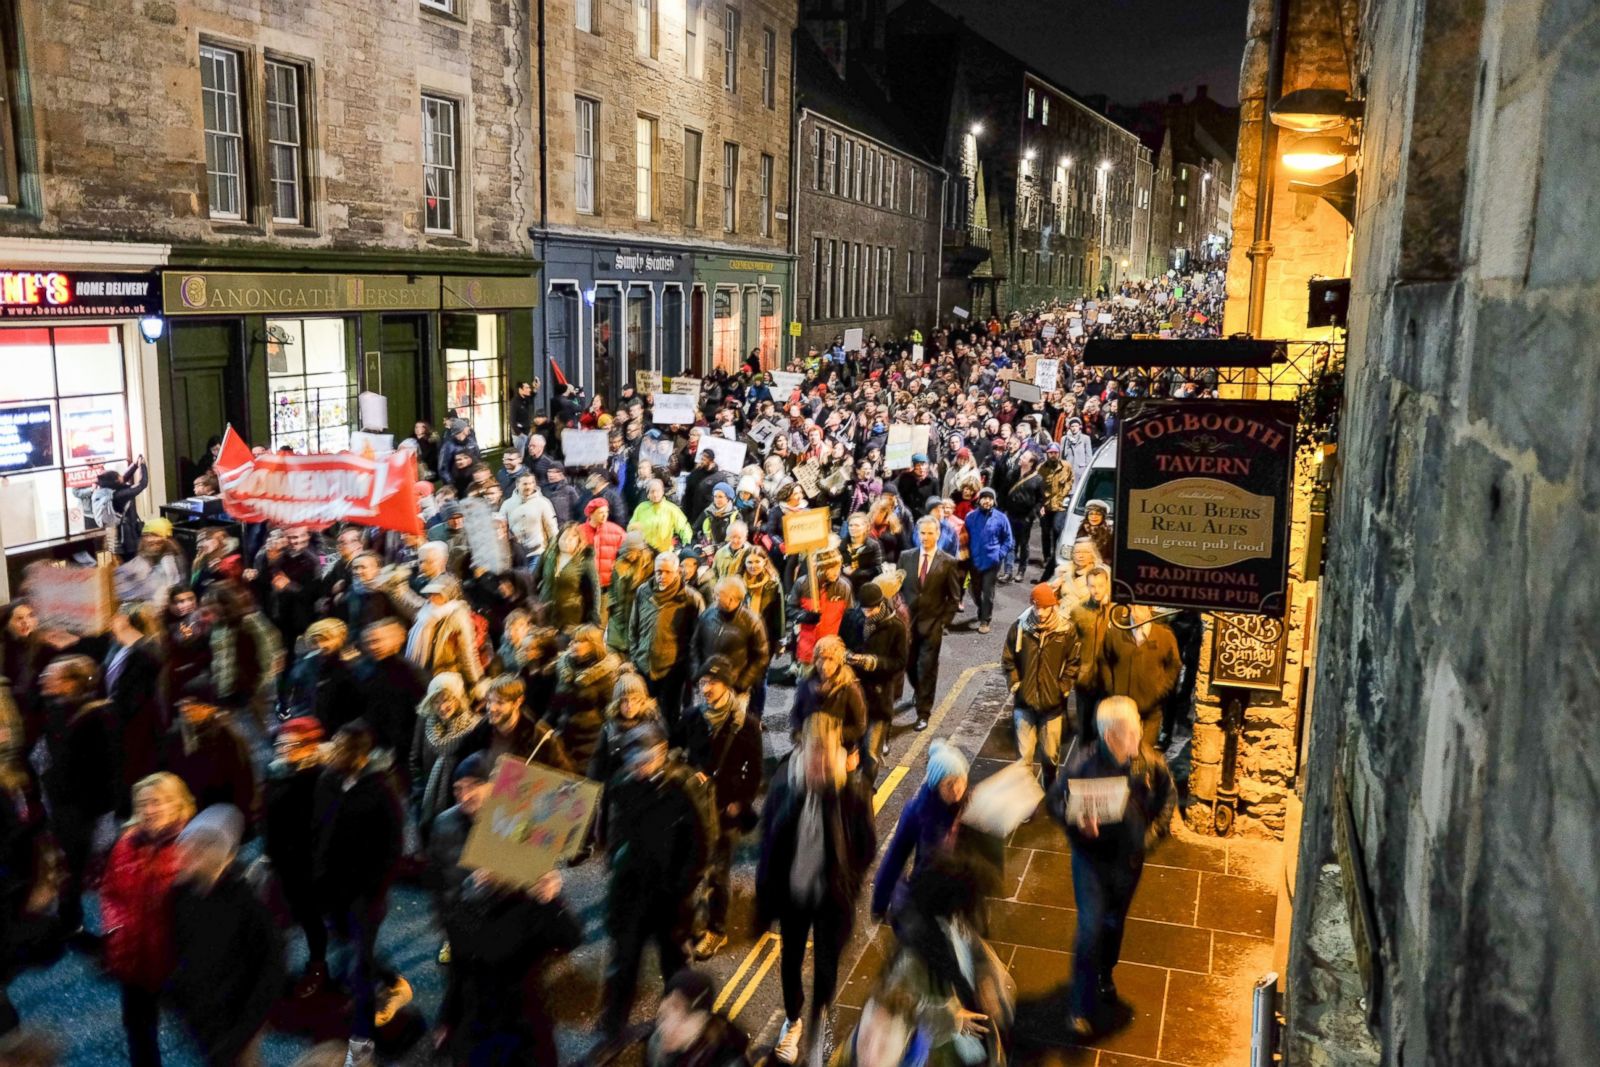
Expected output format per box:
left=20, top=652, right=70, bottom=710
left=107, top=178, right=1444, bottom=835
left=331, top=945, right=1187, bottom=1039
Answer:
left=419, top=710, right=481, bottom=823
left=789, top=791, right=826, bottom=907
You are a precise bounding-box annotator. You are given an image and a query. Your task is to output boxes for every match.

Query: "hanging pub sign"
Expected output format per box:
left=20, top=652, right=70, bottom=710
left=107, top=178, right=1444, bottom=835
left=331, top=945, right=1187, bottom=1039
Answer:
left=1113, top=398, right=1297, bottom=617
left=1209, top=612, right=1289, bottom=691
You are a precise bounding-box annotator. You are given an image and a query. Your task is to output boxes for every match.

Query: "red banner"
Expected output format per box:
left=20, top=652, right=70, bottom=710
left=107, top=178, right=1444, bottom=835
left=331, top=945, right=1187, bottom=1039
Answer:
left=213, top=426, right=423, bottom=535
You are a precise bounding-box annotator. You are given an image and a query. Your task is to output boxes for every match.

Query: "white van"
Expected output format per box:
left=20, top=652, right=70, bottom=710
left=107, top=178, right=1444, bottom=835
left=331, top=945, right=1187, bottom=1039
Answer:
left=1056, top=438, right=1117, bottom=567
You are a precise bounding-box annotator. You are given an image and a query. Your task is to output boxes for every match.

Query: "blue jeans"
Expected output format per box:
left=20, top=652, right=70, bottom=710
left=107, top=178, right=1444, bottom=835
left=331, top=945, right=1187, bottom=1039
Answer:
left=329, top=896, right=387, bottom=1041
left=1070, top=847, right=1143, bottom=1019
left=748, top=678, right=767, bottom=718
left=1013, top=705, right=1063, bottom=788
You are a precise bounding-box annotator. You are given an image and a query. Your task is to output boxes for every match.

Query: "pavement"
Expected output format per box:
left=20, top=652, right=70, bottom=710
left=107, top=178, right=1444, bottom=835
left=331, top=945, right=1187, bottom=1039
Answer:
left=11, top=566, right=1281, bottom=1066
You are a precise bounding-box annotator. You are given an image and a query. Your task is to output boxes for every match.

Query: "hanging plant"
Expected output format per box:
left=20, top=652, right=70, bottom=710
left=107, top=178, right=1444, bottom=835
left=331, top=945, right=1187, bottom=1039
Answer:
left=1294, top=349, right=1345, bottom=454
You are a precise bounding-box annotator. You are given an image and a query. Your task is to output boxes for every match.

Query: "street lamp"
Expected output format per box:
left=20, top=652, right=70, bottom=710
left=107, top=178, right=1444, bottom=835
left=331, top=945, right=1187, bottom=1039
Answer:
left=1024, top=147, right=1037, bottom=162
left=1281, top=134, right=1350, bottom=172
left=969, top=122, right=984, bottom=137
left=1269, top=88, right=1364, bottom=133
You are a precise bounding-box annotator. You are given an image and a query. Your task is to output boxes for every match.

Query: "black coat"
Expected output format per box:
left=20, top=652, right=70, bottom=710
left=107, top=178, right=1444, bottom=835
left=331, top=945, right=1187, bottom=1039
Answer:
left=105, top=639, right=167, bottom=802
left=311, top=763, right=404, bottom=909
left=839, top=607, right=909, bottom=723
left=263, top=760, right=321, bottom=900
left=1047, top=738, right=1175, bottom=863
left=896, top=548, right=963, bottom=638
left=754, top=758, right=876, bottom=933
left=689, top=604, right=771, bottom=693
left=280, top=651, right=363, bottom=734
left=163, top=718, right=258, bottom=826
left=441, top=885, right=582, bottom=1064
left=682, top=701, right=763, bottom=830
left=604, top=762, right=712, bottom=915
left=354, top=653, right=427, bottom=766
left=840, top=537, right=884, bottom=596
left=40, top=696, right=117, bottom=817
left=169, top=865, right=284, bottom=1066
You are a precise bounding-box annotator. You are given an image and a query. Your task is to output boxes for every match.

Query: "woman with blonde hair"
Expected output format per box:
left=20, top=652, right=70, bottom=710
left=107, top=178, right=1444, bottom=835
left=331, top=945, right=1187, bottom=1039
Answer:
left=408, top=672, right=480, bottom=836
left=100, top=773, right=196, bottom=1067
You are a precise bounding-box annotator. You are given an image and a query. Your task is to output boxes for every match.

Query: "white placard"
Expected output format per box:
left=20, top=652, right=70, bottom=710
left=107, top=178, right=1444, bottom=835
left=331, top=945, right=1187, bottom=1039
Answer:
left=669, top=375, right=702, bottom=396
left=358, top=391, right=388, bottom=432
left=1007, top=380, right=1043, bottom=404
left=651, top=392, right=698, bottom=425
left=1096, top=312, right=1114, bottom=324
left=749, top=420, right=783, bottom=452
left=883, top=424, right=931, bottom=471
left=952, top=306, right=969, bottom=319
left=1067, top=776, right=1130, bottom=824
left=1040, top=325, right=1058, bottom=339
left=1069, top=322, right=1085, bottom=339
left=911, top=343, right=925, bottom=362
left=350, top=431, right=393, bottom=458
left=842, top=327, right=865, bottom=352
left=695, top=434, right=747, bottom=474
left=1034, top=359, right=1060, bottom=394
left=460, top=497, right=510, bottom=574
left=769, top=370, right=804, bottom=394
left=560, top=428, right=611, bottom=468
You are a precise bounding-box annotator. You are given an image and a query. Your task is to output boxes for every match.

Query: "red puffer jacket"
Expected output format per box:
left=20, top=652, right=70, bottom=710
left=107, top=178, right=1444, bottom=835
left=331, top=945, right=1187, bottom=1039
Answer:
left=101, top=827, right=184, bottom=990
left=581, top=520, right=628, bottom=588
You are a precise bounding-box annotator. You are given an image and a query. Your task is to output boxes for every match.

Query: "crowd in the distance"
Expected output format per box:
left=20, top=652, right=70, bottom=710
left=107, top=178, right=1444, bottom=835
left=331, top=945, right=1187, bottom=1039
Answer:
left=0, top=270, right=1220, bottom=1067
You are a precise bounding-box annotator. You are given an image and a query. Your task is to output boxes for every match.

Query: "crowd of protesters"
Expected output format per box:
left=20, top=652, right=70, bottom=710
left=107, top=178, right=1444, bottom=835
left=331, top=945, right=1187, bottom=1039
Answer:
left=0, top=271, right=1218, bottom=1067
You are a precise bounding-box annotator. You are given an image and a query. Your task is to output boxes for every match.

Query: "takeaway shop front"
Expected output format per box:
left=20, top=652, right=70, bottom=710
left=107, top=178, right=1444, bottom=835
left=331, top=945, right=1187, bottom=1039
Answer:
left=0, top=264, right=165, bottom=588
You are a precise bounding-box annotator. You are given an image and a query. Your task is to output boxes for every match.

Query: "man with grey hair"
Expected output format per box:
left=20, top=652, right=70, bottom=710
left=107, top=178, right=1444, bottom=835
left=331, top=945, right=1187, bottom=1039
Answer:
left=689, top=575, right=770, bottom=697
left=629, top=550, right=704, bottom=731
left=896, top=515, right=962, bottom=731
left=169, top=804, right=283, bottom=1066
left=1048, top=695, right=1175, bottom=1038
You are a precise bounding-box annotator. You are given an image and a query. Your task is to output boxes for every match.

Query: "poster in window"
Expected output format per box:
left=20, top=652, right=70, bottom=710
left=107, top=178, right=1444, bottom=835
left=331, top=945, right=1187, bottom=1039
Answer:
left=61, top=398, right=123, bottom=461
left=0, top=404, right=56, bottom=473
left=266, top=324, right=292, bottom=375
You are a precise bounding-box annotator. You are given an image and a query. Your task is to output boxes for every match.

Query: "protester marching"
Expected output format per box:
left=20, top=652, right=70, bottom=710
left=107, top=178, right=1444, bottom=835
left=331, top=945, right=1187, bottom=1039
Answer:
left=0, top=271, right=1221, bottom=1066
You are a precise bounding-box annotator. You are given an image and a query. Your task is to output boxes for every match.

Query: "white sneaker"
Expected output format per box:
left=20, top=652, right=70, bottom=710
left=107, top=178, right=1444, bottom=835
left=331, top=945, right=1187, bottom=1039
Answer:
left=773, top=1017, right=804, bottom=1064
left=343, top=1037, right=376, bottom=1067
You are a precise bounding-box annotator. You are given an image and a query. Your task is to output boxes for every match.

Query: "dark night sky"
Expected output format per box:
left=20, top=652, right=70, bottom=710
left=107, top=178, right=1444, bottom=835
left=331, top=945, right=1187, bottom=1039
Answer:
left=904, top=0, right=1252, bottom=107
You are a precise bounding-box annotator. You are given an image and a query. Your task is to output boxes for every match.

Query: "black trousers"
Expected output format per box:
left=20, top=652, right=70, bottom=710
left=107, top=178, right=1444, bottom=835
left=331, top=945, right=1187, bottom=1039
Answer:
left=603, top=891, right=687, bottom=1037
left=907, top=627, right=945, bottom=720
left=52, top=804, right=98, bottom=933
left=121, top=983, right=162, bottom=1067
left=700, top=828, right=735, bottom=937
left=779, top=906, right=850, bottom=1025
left=647, top=666, right=690, bottom=738
left=974, top=566, right=1000, bottom=624
left=1010, top=516, right=1035, bottom=573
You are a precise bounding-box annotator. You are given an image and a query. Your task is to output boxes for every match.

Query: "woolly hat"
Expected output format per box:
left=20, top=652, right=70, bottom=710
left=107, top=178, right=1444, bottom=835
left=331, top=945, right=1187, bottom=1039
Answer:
left=584, top=497, right=610, bottom=518
left=612, top=670, right=649, bottom=705
left=275, top=717, right=325, bottom=745
left=713, top=481, right=735, bottom=499
left=858, top=583, right=885, bottom=608
left=177, top=803, right=245, bottom=854
left=1031, top=582, right=1058, bottom=608
left=737, top=474, right=761, bottom=497
left=142, top=516, right=174, bottom=539
left=452, top=752, right=490, bottom=785
left=663, top=968, right=717, bottom=1012
left=698, top=654, right=736, bottom=685
left=925, top=739, right=969, bottom=787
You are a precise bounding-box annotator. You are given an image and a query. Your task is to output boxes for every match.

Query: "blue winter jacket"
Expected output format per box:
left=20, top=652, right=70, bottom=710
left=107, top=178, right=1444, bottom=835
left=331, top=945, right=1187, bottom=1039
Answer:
left=871, top=782, right=965, bottom=918
left=965, top=506, right=1015, bottom=571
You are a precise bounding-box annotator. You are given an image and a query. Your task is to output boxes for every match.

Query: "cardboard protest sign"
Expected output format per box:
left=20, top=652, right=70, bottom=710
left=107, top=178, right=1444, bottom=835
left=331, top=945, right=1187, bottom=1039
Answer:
left=1041, top=325, right=1058, bottom=339
left=1069, top=322, right=1085, bottom=338
left=23, top=561, right=113, bottom=635
left=214, top=425, right=422, bottom=535
left=1024, top=354, right=1039, bottom=380
left=842, top=327, right=864, bottom=352
left=911, top=343, right=925, bottom=362
left=651, top=392, right=698, bottom=425
left=1020, top=339, right=1035, bottom=354
left=769, top=370, right=805, bottom=395
left=749, top=419, right=784, bottom=453
left=782, top=507, right=833, bottom=555
left=669, top=376, right=702, bottom=396
left=1096, top=312, right=1114, bottom=324
left=460, top=497, right=510, bottom=574
left=884, top=424, right=930, bottom=471
left=635, top=370, right=662, bottom=395
left=638, top=435, right=675, bottom=471
left=1034, top=359, right=1060, bottom=393
left=560, top=428, right=610, bottom=468
left=1007, top=380, right=1044, bottom=404
left=952, top=306, right=969, bottom=319
left=460, top=757, right=603, bottom=888
left=791, top=459, right=823, bottom=499
left=695, top=434, right=747, bottom=474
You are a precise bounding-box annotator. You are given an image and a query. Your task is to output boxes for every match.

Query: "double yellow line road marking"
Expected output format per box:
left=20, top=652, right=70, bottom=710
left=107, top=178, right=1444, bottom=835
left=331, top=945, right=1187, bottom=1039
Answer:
left=711, top=662, right=998, bottom=1022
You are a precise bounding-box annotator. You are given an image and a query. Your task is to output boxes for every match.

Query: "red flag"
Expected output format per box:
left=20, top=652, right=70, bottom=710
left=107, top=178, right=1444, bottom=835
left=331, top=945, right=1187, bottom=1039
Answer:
left=213, top=425, right=422, bottom=535
left=547, top=355, right=569, bottom=390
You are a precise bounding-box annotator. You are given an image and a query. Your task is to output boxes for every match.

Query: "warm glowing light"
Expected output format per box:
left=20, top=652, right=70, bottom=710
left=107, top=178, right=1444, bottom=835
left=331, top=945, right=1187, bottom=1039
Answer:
left=1282, top=135, right=1348, bottom=172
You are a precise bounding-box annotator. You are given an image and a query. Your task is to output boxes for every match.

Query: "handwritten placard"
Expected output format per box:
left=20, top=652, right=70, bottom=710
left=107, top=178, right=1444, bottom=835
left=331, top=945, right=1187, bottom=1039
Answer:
left=1209, top=613, right=1288, bottom=690
left=636, top=370, right=662, bottom=395
left=460, top=758, right=603, bottom=888
left=1007, top=380, right=1044, bottom=404
left=669, top=375, right=702, bottom=396
left=560, top=428, right=611, bottom=468
left=695, top=434, right=747, bottom=474
left=1034, top=359, right=1060, bottom=394
left=842, top=328, right=865, bottom=352
left=23, top=562, right=113, bottom=636
left=651, top=392, right=698, bottom=425
left=769, top=370, right=805, bottom=395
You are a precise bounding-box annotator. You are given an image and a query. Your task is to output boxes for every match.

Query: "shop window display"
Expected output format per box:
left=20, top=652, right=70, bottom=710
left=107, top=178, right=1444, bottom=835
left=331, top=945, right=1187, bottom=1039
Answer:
left=445, top=313, right=505, bottom=449
left=267, top=317, right=353, bottom=455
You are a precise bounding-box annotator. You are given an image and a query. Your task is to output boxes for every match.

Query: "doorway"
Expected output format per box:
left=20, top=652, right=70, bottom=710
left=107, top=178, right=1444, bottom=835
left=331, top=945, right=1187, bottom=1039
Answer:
left=379, top=315, right=427, bottom=439
left=689, top=286, right=707, bottom=375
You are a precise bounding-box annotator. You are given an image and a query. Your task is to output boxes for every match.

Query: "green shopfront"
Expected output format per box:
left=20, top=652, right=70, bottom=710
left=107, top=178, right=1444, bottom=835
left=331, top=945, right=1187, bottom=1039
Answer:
left=692, top=254, right=794, bottom=374
left=159, top=262, right=537, bottom=485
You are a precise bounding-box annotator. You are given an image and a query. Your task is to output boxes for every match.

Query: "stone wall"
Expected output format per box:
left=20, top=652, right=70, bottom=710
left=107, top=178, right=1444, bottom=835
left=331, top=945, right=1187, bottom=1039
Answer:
left=539, top=0, right=793, bottom=253
left=1286, top=0, right=1600, bottom=1064
left=2, top=0, right=532, bottom=254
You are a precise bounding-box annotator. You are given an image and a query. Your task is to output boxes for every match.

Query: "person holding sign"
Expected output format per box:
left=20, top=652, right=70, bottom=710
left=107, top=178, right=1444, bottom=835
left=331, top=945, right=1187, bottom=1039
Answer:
left=1046, top=698, right=1174, bottom=1038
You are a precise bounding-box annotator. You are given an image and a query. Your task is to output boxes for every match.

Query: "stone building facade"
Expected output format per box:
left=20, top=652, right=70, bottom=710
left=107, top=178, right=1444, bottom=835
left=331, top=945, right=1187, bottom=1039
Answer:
left=791, top=32, right=942, bottom=356
left=532, top=0, right=796, bottom=397
left=1278, top=0, right=1600, bottom=1063
left=0, top=0, right=538, bottom=574
left=883, top=0, right=1149, bottom=318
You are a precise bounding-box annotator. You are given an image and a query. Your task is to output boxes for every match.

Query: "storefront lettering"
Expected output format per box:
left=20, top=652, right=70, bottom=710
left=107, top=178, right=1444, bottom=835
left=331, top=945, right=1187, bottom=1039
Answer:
left=167, top=273, right=442, bottom=315
left=725, top=259, right=776, bottom=272
left=0, top=272, right=73, bottom=306
left=612, top=253, right=678, bottom=272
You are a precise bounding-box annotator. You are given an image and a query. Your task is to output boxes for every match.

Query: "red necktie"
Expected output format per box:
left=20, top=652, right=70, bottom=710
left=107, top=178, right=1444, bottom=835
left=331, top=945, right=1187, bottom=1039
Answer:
left=920, top=554, right=930, bottom=581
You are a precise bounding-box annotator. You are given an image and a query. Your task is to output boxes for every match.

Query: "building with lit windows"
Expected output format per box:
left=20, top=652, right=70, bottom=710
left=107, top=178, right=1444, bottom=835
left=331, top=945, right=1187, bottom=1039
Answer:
left=533, top=0, right=796, bottom=397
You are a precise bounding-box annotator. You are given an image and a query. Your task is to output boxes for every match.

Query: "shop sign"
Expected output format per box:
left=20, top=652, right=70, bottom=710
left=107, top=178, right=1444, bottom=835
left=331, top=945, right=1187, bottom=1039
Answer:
left=597, top=249, right=682, bottom=275
left=0, top=270, right=160, bottom=319
left=1209, top=612, right=1289, bottom=691
left=164, top=272, right=440, bottom=315
left=1113, top=398, right=1297, bottom=617
left=0, top=404, right=56, bottom=473
left=723, top=258, right=777, bottom=273
left=441, top=275, right=540, bottom=310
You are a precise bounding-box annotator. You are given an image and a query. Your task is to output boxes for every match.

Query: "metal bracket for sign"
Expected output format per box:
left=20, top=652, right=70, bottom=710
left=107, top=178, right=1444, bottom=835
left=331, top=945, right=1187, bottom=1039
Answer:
left=1101, top=339, right=1341, bottom=403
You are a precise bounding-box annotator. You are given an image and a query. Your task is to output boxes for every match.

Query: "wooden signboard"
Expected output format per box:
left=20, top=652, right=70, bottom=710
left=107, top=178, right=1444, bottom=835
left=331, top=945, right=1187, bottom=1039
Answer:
left=460, top=757, right=603, bottom=888
left=1209, top=612, right=1289, bottom=691
left=781, top=507, right=833, bottom=556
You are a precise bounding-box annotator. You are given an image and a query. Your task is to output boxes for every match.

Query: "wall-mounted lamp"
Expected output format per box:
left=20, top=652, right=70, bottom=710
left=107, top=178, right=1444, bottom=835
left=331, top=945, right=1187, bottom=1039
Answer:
left=1024, top=148, right=1037, bottom=162
left=1281, top=133, right=1351, bottom=172
left=139, top=316, right=165, bottom=343
left=1269, top=88, right=1364, bottom=134
left=969, top=122, right=984, bottom=137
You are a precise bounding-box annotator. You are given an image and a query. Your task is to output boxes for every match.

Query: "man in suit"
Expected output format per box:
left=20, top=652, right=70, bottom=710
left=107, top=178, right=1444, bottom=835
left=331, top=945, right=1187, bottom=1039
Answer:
left=104, top=605, right=166, bottom=818
left=897, top=515, right=963, bottom=731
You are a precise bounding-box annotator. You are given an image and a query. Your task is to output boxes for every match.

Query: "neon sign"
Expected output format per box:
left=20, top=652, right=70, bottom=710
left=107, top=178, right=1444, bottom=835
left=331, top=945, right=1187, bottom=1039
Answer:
left=0, top=272, right=72, bottom=306
left=0, top=271, right=161, bottom=319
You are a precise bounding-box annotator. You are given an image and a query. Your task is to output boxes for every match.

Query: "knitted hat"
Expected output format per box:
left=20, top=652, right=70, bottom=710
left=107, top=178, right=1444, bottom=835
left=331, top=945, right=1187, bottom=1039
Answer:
left=584, top=497, right=609, bottom=517
left=664, top=968, right=717, bottom=1012
left=452, top=752, right=490, bottom=785
left=978, top=486, right=997, bottom=500
left=925, top=739, right=969, bottom=787
left=713, top=481, right=735, bottom=499
left=1031, top=582, right=1058, bottom=608
left=142, top=517, right=174, bottom=539
left=612, top=670, right=649, bottom=705
left=305, top=618, right=347, bottom=644
left=699, top=655, right=737, bottom=685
